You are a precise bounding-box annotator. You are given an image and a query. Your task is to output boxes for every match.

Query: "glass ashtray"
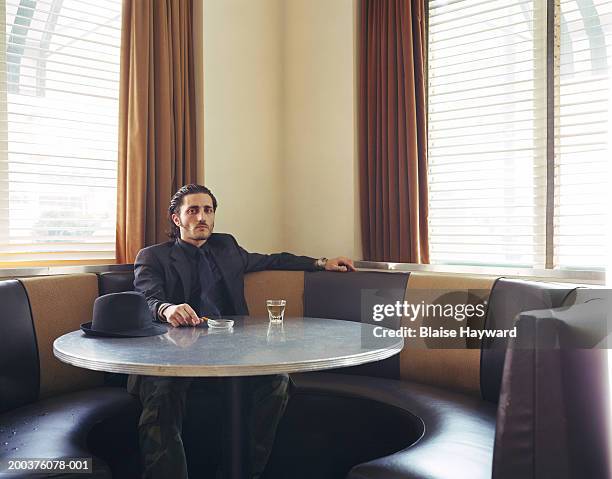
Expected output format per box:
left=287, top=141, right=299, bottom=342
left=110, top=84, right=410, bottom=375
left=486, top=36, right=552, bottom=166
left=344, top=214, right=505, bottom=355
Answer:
left=207, top=318, right=234, bottom=329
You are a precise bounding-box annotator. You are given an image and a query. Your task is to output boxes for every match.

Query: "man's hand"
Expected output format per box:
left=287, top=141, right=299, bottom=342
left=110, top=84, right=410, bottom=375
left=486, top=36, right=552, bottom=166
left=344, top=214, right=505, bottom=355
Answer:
left=163, top=303, right=203, bottom=327
left=325, top=256, right=356, bottom=272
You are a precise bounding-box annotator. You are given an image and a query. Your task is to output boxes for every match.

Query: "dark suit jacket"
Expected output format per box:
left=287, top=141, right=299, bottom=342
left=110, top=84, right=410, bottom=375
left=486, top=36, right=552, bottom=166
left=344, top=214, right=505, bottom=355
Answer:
left=134, top=233, right=317, bottom=319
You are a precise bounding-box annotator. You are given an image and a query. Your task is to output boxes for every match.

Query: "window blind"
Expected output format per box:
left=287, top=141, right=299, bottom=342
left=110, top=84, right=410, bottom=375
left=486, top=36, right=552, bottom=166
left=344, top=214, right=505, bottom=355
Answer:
left=428, top=0, right=547, bottom=267
left=554, top=0, right=612, bottom=270
left=1, top=0, right=121, bottom=265
left=428, top=0, right=612, bottom=271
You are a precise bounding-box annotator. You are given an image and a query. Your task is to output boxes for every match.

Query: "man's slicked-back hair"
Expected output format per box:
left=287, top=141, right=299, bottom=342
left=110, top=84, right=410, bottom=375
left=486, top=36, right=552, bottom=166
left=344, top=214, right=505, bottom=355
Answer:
left=167, top=184, right=218, bottom=239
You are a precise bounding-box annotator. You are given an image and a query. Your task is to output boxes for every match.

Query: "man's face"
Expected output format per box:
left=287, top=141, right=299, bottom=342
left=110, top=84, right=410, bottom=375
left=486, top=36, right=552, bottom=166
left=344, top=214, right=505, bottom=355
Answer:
left=172, top=193, right=215, bottom=243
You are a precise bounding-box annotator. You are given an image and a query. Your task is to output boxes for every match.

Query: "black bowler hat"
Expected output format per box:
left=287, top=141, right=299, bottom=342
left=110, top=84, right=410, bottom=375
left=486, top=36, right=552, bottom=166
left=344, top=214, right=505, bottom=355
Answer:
left=81, top=291, right=167, bottom=338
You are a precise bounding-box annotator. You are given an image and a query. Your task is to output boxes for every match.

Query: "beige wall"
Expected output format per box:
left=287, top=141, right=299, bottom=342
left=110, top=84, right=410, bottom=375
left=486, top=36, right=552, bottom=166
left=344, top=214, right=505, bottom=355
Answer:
left=282, top=0, right=359, bottom=259
left=202, top=0, right=284, bottom=253
left=200, top=0, right=360, bottom=258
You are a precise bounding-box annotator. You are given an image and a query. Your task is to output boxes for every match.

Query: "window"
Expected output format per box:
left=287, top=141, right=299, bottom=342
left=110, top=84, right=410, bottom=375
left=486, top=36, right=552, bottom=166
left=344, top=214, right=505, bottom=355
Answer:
left=1, top=0, right=121, bottom=266
left=427, top=0, right=611, bottom=272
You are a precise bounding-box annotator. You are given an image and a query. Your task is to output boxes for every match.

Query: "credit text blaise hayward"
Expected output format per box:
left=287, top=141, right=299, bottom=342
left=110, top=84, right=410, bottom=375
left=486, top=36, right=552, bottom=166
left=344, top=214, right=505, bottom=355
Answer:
left=370, top=301, right=517, bottom=339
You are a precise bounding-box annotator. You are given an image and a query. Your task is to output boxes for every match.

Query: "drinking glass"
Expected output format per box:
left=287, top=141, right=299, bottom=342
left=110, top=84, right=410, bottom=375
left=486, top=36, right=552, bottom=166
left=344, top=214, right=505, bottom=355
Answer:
left=266, top=299, right=286, bottom=323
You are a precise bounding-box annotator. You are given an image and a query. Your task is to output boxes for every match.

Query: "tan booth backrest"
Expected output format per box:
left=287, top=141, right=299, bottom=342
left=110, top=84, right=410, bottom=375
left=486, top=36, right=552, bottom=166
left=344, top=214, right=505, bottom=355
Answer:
left=21, top=274, right=104, bottom=398
left=17, top=269, right=499, bottom=400
left=399, top=272, right=499, bottom=396
left=244, top=271, right=305, bottom=318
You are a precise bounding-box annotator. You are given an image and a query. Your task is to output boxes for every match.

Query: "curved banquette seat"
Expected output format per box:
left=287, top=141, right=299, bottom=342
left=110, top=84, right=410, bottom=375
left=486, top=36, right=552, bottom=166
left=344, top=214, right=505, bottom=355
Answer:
left=99, top=269, right=584, bottom=479
left=0, top=277, right=141, bottom=479
left=263, top=273, right=578, bottom=479
left=0, top=388, right=140, bottom=478
left=1, top=267, right=607, bottom=479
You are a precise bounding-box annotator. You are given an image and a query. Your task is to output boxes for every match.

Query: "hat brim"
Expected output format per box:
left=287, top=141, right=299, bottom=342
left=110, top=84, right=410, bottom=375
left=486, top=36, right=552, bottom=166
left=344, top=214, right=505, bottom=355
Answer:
left=80, top=321, right=167, bottom=338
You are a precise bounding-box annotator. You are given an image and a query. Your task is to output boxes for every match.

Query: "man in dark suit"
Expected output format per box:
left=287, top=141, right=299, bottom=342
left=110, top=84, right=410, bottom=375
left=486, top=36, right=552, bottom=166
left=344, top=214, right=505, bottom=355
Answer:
left=130, top=184, right=354, bottom=479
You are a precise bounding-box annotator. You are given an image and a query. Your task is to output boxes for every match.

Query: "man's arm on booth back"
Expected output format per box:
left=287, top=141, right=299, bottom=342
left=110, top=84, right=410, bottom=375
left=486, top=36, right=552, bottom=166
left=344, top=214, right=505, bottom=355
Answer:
left=228, top=235, right=317, bottom=273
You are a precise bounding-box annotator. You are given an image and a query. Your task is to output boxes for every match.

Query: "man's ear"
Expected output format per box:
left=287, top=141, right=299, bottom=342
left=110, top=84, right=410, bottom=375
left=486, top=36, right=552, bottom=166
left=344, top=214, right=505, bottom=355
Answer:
left=171, top=213, right=181, bottom=227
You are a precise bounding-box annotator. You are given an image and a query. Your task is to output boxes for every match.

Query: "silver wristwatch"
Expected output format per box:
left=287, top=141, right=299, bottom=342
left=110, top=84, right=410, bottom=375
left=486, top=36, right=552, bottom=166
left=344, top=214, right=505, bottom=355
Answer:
left=315, top=257, right=328, bottom=270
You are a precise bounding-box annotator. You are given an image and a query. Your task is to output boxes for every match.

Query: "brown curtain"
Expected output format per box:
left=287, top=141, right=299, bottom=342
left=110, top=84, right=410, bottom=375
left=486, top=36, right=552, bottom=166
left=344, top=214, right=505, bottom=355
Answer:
left=116, top=0, right=197, bottom=263
left=358, top=0, right=429, bottom=263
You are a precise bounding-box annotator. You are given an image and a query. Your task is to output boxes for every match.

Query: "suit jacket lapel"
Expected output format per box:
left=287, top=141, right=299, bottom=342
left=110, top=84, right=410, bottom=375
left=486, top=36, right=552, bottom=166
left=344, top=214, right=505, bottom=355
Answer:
left=170, top=240, right=192, bottom=302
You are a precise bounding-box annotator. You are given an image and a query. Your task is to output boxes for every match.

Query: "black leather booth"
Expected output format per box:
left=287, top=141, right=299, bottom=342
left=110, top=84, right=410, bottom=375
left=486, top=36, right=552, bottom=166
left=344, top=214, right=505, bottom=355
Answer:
left=0, top=268, right=608, bottom=479
left=93, top=269, right=590, bottom=479
left=266, top=275, right=578, bottom=479
left=0, top=279, right=140, bottom=479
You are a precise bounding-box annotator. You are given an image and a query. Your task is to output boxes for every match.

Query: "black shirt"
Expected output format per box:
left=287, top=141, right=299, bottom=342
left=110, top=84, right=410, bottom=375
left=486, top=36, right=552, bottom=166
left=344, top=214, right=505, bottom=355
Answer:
left=177, top=239, right=234, bottom=316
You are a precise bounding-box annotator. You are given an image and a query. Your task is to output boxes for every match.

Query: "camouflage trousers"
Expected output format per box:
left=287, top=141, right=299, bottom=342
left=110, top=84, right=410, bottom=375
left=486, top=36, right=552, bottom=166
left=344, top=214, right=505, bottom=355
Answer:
left=127, top=374, right=291, bottom=479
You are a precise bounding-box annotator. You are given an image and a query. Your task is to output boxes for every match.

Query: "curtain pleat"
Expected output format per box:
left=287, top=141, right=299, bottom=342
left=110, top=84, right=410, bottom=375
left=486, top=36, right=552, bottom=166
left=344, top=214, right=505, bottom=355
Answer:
left=116, top=0, right=197, bottom=263
left=359, top=0, right=429, bottom=263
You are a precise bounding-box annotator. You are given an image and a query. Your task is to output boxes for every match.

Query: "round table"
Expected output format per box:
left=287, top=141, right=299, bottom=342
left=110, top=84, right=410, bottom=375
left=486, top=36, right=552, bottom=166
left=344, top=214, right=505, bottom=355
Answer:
left=54, top=316, right=403, bottom=478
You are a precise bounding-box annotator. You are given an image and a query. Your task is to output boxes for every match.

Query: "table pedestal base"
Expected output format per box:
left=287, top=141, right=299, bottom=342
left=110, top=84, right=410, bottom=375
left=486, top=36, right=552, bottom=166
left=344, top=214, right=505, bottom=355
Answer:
left=225, top=377, right=251, bottom=479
